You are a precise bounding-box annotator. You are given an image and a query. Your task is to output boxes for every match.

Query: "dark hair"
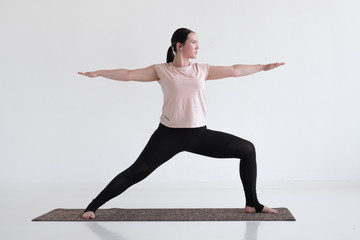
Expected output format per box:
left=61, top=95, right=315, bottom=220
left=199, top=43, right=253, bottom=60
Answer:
left=166, top=28, right=194, bottom=63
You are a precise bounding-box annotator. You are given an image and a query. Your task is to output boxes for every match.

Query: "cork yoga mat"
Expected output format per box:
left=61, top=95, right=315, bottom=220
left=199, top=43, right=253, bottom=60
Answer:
left=33, top=208, right=295, bottom=221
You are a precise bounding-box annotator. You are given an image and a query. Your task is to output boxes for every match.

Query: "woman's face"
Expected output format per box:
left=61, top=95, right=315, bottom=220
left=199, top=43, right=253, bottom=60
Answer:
left=179, top=32, right=199, bottom=59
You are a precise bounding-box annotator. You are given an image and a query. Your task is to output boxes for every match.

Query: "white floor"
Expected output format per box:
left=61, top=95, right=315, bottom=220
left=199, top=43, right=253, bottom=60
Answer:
left=1, top=180, right=360, bottom=240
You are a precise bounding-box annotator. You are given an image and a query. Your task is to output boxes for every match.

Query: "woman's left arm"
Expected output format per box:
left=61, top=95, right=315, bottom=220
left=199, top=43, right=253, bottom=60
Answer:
left=207, top=62, right=285, bottom=80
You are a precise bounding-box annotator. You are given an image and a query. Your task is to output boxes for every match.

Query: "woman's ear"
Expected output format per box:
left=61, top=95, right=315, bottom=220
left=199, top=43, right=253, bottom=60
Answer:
left=176, top=42, right=182, bottom=51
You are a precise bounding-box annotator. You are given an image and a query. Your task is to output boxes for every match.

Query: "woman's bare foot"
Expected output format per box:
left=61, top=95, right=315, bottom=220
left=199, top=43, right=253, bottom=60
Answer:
left=245, top=206, right=278, bottom=213
left=81, top=211, right=95, bottom=220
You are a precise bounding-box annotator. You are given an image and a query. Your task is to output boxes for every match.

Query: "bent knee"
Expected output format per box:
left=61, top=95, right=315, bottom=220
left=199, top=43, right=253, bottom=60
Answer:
left=227, top=138, right=256, bottom=160
left=241, top=140, right=256, bottom=159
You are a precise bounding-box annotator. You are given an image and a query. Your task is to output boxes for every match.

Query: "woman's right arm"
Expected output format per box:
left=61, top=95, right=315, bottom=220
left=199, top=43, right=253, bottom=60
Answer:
left=77, top=65, right=158, bottom=82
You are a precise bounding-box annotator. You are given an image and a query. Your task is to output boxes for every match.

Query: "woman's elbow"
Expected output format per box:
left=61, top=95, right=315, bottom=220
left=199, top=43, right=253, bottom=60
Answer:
left=124, top=70, right=134, bottom=81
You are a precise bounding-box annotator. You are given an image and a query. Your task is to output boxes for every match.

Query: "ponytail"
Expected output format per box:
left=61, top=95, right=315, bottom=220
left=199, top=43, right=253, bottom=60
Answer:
left=166, top=28, right=194, bottom=63
left=166, top=46, right=174, bottom=63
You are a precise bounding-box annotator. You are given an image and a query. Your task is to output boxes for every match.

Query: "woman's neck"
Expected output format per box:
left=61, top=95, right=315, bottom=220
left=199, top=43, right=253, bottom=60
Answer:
left=172, top=55, right=190, bottom=68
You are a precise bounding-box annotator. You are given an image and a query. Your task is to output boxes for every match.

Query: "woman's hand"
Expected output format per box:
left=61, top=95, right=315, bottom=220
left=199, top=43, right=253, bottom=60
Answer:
left=77, top=71, right=99, bottom=78
left=262, top=62, right=285, bottom=71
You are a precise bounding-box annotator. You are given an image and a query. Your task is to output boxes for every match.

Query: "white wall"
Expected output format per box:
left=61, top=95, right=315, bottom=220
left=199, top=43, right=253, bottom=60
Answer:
left=1, top=0, right=359, bottom=185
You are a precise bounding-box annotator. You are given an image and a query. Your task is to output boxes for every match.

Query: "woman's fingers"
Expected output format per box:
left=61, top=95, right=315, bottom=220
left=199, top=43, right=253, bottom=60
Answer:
left=263, top=62, right=285, bottom=71
left=78, top=71, right=97, bottom=77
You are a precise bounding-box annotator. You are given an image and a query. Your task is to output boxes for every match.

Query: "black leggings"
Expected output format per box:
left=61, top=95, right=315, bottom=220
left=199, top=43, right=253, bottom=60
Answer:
left=85, top=124, right=264, bottom=213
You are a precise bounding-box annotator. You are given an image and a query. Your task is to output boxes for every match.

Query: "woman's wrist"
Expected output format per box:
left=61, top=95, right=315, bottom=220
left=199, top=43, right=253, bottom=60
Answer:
left=94, top=70, right=101, bottom=77
left=257, top=64, right=263, bottom=72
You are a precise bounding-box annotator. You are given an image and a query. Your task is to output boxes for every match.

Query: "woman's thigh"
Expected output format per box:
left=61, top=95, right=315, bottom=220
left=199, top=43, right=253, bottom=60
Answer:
left=135, top=125, right=186, bottom=168
left=187, top=128, right=254, bottom=159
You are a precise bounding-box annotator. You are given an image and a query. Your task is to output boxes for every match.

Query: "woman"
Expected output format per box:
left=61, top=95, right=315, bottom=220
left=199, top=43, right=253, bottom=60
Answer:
left=78, top=28, right=284, bottom=220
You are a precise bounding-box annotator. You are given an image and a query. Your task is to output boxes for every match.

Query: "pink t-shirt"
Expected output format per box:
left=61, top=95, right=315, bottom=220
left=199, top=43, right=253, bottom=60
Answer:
left=154, top=62, right=210, bottom=128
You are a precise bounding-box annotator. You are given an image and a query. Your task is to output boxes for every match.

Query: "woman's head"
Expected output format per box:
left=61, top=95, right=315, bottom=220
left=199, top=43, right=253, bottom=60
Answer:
left=167, top=28, right=198, bottom=63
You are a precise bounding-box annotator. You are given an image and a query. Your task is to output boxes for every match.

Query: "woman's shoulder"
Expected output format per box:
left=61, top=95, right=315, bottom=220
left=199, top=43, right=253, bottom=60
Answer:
left=153, top=63, right=172, bottom=78
left=153, top=62, right=171, bottom=70
left=193, top=62, right=210, bottom=72
left=153, top=62, right=170, bottom=67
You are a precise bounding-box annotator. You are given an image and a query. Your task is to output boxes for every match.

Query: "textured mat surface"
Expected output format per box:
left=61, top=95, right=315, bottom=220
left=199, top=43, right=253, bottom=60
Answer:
left=32, top=208, right=295, bottom=221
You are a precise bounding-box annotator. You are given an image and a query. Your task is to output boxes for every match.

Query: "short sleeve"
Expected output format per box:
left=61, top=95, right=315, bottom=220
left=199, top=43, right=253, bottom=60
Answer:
left=198, top=63, right=210, bottom=80
left=153, top=64, right=162, bottom=81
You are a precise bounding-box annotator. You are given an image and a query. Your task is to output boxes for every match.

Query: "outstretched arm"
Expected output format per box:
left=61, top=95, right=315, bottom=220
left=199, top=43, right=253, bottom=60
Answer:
left=207, top=62, right=285, bottom=80
left=78, top=65, right=158, bottom=82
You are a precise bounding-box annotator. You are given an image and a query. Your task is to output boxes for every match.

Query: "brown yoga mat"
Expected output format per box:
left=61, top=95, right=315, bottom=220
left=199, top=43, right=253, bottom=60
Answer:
left=32, top=208, right=295, bottom=221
